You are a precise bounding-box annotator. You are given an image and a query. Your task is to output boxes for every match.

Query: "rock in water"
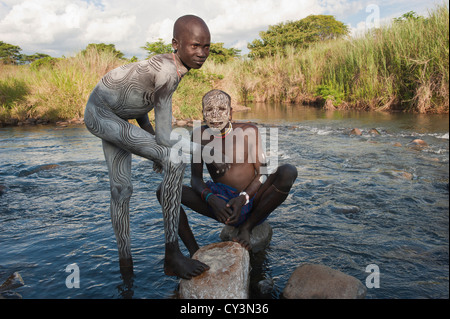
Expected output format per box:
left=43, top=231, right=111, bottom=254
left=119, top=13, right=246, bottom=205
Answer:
left=179, top=242, right=250, bottom=299
left=350, top=128, right=362, bottom=136
left=283, top=263, right=366, bottom=299
left=220, top=221, right=273, bottom=253
left=0, top=272, right=24, bottom=292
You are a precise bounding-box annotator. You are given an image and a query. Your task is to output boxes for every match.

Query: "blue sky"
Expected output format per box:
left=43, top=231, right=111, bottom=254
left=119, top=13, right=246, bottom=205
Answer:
left=0, top=0, right=444, bottom=59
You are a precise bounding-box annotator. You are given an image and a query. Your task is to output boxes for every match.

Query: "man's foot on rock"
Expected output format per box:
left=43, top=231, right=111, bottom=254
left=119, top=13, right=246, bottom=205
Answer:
left=233, top=226, right=252, bottom=250
left=164, top=242, right=209, bottom=279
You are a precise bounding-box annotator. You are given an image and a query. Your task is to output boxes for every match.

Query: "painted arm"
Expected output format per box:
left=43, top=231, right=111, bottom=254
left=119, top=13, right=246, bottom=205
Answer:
left=153, top=81, right=176, bottom=148
left=136, top=114, right=155, bottom=135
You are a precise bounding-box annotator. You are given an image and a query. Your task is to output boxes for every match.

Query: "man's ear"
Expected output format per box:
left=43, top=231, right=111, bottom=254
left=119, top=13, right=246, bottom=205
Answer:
left=172, top=38, right=178, bottom=52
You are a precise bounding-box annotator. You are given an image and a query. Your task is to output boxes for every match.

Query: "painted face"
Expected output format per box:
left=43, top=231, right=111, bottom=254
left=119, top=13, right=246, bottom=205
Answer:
left=173, top=23, right=211, bottom=69
left=203, top=103, right=231, bottom=132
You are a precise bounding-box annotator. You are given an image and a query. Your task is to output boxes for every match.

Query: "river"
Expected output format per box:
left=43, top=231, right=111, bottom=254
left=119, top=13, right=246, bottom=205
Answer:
left=0, top=103, right=448, bottom=299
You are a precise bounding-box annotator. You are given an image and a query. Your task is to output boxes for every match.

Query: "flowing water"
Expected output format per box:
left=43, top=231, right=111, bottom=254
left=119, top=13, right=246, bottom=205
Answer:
left=0, top=103, right=448, bottom=299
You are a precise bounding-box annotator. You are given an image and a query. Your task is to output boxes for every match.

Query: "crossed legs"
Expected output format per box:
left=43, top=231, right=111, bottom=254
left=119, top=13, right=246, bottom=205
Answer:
left=175, top=164, right=298, bottom=251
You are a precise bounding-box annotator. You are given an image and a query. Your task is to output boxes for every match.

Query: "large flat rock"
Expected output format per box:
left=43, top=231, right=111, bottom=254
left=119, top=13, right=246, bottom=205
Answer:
left=179, top=242, right=250, bottom=299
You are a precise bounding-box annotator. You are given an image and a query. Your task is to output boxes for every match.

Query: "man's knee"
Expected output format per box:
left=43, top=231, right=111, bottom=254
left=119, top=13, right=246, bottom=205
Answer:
left=275, top=164, right=297, bottom=190
left=111, top=183, right=133, bottom=202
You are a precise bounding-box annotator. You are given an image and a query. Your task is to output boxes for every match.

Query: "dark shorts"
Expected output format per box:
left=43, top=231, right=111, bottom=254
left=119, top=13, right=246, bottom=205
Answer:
left=205, top=181, right=256, bottom=226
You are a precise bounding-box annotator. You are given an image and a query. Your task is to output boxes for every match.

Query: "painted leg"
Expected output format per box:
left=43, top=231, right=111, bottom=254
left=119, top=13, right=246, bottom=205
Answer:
left=102, top=140, right=134, bottom=275
left=86, top=102, right=208, bottom=278
left=160, top=161, right=209, bottom=279
left=157, top=185, right=201, bottom=257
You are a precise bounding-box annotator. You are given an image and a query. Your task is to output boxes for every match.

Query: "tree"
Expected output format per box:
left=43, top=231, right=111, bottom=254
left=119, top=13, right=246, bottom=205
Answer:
left=20, top=53, right=51, bottom=64
left=248, top=15, right=350, bottom=58
left=209, top=43, right=241, bottom=63
left=82, top=43, right=125, bottom=59
left=394, top=11, right=424, bottom=23
left=0, top=41, right=22, bottom=64
left=141, top=38, right=173, bottom=58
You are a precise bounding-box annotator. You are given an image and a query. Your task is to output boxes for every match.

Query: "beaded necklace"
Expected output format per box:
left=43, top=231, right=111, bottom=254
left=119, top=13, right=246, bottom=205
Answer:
left=213, top=122, right=233, bottom=139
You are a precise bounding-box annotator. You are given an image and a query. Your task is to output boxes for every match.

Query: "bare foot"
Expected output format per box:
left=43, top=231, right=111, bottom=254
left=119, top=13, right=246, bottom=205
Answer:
left=164, top=242, right=209, bottom=279
left=233, top=226, right=252, bottom=250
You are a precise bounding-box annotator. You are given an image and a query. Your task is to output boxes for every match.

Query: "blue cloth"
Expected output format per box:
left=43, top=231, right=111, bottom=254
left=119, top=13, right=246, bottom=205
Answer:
left=205, top=181, right=255, bottom=226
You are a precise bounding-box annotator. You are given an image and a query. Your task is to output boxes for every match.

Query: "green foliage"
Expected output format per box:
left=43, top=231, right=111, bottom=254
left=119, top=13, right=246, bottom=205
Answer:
left=394, top=11, right=424, bottom=23
left=209, top=43, right=241, bottom=63
left=0, top=41, right=22, bottom=64
left=0, top=77, right=29, bottom=109
left=1, top=41, right=56, bottom=65
left=248, top=15, right=350, bottom=58
left=20, top=53, right=51, bottom=64
left=129, top=56, right=139, bottom=63
left=172, top=69, right=224, bottom=119
left=315, top=85, right=345, bottom=105
left=81, top=43, right=125, bottom=60
left=30, top=56, right=61, bottom=70
left=141, top=38, right=173, bottom=58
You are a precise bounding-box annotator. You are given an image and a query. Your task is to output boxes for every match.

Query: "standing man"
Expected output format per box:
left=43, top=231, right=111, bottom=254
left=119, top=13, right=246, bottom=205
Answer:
left=84, top=15, right=215, bottom=279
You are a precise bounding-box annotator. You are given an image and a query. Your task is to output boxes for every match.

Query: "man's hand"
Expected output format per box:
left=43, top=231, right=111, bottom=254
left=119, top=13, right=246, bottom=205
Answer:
left=207, top=195, right=232, bottom=223
left=225, top=196, right=246, bottom=225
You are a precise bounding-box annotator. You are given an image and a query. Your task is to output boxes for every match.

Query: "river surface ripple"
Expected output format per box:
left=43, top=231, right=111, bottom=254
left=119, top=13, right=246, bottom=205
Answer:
left=0, top=105, right=448, bottom=299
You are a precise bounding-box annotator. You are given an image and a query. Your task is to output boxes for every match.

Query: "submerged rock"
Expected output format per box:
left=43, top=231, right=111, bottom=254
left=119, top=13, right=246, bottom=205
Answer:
left=411, top=139, right=428, bottom=146
left=283, top=263, right=366, bottom=299
left=257, top=277, right=275, bottom=296
left=179, top=242, right=250, bottom=299
left=0, top=272, right=24, bottom=292
left=368, top=128, right=381, bottom=135
left=408, top=139, right=429, bottom=151
left=220, top=221, right=273, bottom=253
left=18, top=164, right=60, bottom=177
left=176, top=120, right=188, bottom=127
left=331, top=205, right=361, bottom=215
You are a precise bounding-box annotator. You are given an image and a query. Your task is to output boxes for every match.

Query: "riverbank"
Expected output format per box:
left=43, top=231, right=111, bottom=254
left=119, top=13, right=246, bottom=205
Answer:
left=0, top=4, right=447, bottom=126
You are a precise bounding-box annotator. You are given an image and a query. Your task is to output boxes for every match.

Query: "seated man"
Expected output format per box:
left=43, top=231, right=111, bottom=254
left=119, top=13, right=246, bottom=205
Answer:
left=159, top=89, right=297, bottom=252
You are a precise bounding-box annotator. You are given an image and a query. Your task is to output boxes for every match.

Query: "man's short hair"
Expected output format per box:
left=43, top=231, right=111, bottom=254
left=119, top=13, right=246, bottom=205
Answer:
left=202, top=89, right=231, bottom=109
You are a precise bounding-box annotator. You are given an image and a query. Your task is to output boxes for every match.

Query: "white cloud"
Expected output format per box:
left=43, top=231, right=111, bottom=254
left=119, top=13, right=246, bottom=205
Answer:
left=0, top=0, right=437, bottom=58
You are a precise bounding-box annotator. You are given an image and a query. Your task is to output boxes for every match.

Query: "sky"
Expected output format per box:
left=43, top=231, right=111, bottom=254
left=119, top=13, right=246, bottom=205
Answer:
left=0, top=0, right=443, bottom=59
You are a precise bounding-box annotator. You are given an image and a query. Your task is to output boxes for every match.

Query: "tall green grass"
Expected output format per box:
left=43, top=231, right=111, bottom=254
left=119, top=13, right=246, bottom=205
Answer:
left=216, top=3, right=449, bottom=113
left=0, top=47, right=124, bottom=123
